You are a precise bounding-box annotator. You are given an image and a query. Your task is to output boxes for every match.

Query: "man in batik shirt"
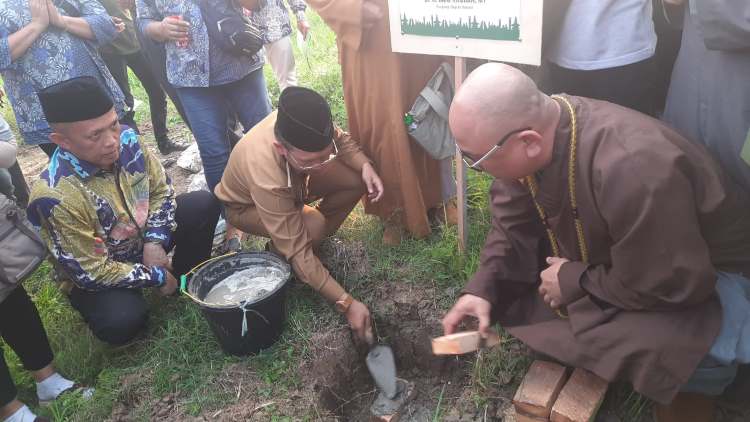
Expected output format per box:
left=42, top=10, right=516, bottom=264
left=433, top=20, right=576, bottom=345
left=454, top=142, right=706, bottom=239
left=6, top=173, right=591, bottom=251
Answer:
left=28, top=77, right=220, bottom=345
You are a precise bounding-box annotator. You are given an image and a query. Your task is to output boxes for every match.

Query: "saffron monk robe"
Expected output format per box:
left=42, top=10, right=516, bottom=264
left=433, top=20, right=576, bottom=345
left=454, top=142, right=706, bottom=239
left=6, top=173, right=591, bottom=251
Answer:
left=214, top=87, right=385, bottom=342
left=441, top=63, right=750, bottom=422
left=28, top=77, right=220, bottom=346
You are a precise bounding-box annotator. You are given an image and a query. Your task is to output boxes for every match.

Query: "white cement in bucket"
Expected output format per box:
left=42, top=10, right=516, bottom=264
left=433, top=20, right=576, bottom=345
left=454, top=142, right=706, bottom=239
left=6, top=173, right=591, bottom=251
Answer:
left=203, top=266, right=286, bottom=306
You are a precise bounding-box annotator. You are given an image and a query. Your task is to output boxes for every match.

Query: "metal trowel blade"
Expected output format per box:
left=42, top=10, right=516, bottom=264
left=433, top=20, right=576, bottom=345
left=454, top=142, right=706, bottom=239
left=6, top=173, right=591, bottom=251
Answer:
left=366, top=345, right=398, bottom=399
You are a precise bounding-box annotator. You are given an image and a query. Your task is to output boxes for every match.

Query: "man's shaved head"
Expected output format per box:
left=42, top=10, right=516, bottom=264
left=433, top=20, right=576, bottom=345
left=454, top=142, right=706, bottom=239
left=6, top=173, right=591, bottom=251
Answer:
left=449, top=63, right=560, bottom=179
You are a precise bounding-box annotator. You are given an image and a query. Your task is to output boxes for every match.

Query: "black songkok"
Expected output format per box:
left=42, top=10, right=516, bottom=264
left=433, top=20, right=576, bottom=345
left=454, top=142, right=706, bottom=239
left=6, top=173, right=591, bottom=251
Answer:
left=275, top=86, right=333, bottom=152
left=38, top=76, right=114, bottom=124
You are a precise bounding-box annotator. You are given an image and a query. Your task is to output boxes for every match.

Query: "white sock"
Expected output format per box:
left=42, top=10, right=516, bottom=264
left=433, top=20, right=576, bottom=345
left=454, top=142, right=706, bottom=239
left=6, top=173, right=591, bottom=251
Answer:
left=3, top=405, right=37, bottom=422
left=36, top=372, right=74, bottom=402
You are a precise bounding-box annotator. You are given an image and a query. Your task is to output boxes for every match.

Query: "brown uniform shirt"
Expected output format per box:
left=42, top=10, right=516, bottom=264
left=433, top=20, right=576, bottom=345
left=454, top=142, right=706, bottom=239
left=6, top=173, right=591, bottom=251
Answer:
left=464, top=96, right=750, bottom=403
left=214, top=112, right=370, bottom=303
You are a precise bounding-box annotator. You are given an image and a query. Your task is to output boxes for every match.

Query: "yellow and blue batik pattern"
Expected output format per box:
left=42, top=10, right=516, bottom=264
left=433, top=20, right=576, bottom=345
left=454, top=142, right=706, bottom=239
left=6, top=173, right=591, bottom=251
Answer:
left=27, top=128, right=176, bottom=290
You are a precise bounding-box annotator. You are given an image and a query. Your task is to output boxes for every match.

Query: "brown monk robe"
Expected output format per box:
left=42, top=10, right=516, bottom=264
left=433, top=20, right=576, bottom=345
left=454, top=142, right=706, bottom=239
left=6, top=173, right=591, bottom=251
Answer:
left=306, top=0, right=445, bottom=244
left=442, top=64, right=750, bottom=414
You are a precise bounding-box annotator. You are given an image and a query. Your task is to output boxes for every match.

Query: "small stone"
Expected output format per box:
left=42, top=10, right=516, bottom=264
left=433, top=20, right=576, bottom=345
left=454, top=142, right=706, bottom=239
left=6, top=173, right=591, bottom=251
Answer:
left=162, top=157, right=177, bottom=168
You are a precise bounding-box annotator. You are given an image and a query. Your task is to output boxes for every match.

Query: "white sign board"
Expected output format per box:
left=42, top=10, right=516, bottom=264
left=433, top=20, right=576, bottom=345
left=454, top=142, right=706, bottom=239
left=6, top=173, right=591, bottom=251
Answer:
left=388, top=0, right=543, bottom=65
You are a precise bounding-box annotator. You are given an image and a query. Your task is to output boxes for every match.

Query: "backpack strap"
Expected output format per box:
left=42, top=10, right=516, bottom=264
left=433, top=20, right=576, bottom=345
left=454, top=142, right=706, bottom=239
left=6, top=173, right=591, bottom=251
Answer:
left=418, top=62, right=455, bottom=121
left=419, top=87, right=450, bottom=121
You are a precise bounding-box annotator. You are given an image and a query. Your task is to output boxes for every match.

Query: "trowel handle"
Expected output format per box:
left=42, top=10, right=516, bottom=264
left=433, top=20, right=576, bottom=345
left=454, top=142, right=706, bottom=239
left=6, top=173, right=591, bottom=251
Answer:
left=364, top=326, right=375, bottom=346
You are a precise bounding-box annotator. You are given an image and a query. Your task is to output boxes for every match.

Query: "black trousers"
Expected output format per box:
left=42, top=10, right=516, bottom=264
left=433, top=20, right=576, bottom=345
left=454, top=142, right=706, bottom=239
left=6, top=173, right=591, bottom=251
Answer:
left=68, top=191, right=220, bottom=345
left=134, top=27, right=192, bottom=131
left=540, top=57, right=658, bottom=117
left=0, top=286, right=54, bottom=407
left=102, top=50, right=169, bottom=141
left=7, top=162, right=29, bottom=208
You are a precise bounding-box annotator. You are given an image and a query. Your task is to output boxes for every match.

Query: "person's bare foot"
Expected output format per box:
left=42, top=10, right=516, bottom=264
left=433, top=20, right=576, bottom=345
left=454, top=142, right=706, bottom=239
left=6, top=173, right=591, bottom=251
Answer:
left=431, top=200, right=459, bottom=227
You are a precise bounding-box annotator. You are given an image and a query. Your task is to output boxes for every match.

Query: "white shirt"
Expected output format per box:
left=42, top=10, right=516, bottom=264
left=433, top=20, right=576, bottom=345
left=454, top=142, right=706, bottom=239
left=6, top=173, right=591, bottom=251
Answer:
left=546, top=0, right=657, bottom=71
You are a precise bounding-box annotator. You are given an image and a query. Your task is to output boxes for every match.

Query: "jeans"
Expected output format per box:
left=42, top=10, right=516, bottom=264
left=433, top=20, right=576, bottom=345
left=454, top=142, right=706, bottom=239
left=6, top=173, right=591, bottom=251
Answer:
left=176, top=69, right=272, bottom=192
left=682, top=272, right=750, bottom=395
left=68, top=191, right=220, bottom=345
left=0, top=286, right=54, bottom=406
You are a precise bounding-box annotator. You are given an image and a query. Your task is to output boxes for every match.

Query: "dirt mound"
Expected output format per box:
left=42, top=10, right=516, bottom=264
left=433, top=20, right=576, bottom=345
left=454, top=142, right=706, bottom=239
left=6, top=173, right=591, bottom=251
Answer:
left=298, top=282, right=473, bottom=421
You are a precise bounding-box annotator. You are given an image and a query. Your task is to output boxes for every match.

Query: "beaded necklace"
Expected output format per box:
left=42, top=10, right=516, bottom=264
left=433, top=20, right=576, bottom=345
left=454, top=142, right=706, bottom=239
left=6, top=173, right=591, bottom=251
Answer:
left=524, top=95, right=588, bottom=317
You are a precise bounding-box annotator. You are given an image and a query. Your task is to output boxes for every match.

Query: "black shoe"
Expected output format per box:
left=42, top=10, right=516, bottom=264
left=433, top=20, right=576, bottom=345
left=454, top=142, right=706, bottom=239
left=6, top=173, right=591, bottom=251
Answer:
left=216, top=237, right=242, bottom=256
left=156, top=136, right=189, bottom=154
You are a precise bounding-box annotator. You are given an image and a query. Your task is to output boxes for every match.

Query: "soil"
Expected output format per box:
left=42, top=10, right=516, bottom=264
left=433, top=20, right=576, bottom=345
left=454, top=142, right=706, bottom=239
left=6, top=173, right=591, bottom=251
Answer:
left=16, top=132, right=750, bottom=422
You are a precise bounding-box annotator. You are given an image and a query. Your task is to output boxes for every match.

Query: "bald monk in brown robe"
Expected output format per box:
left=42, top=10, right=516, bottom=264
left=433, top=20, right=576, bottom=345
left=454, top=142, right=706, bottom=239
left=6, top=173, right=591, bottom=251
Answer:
left=442, top=63, right=750, bottom=422
left=306, top=0, right=455, bottom=245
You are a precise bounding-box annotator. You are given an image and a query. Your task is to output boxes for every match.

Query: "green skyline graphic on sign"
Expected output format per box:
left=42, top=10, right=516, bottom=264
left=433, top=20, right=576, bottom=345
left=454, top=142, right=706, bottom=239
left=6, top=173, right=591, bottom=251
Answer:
left=401, top=15, right=521, bottom=41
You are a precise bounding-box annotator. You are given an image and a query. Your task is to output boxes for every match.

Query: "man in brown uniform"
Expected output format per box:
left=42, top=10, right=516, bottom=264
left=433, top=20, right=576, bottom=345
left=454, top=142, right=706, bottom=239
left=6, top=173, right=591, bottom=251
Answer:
left=442, top=64, right=750, bottom=421
left=306, top=0, right=455, bottom=245
left=214, top=87, right=384, bottom=341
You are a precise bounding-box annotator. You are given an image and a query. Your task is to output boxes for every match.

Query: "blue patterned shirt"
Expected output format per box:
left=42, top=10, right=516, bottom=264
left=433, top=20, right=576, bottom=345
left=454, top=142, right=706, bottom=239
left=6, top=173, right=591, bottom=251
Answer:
left=28, top=128, right=177, bottom=290
left=0, top=0, right=125, bottom=145
left=252, top=0, right=306, bottom=44
left=136, top=0, right=264, bottom=88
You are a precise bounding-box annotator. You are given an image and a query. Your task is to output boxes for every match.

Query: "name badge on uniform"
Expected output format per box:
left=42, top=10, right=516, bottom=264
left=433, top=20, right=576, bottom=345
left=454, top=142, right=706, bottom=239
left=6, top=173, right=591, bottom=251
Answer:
left=741, top=128, right=750, bottom=166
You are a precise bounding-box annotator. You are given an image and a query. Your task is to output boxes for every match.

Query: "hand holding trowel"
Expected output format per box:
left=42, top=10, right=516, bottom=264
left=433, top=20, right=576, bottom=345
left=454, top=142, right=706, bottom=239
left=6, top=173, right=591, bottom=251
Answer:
left=364, top=326, right=399, bottom=399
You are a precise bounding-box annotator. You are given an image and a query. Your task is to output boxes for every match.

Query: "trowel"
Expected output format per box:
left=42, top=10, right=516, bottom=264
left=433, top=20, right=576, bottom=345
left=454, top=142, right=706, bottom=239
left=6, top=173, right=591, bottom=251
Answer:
left=364, top=328, right=399, bottom=399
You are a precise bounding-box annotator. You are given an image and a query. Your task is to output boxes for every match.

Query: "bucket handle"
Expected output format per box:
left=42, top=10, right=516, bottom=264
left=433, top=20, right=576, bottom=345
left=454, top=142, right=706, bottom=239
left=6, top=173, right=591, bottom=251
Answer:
left=179, top=251, right=238, bottom=305
left=239, top=300, right=271, bottom=337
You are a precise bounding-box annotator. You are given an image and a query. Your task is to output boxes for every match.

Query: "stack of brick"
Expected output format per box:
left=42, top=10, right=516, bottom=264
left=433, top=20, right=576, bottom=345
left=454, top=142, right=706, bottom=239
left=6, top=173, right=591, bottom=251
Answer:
left=513, top=361, right=608, bottom=422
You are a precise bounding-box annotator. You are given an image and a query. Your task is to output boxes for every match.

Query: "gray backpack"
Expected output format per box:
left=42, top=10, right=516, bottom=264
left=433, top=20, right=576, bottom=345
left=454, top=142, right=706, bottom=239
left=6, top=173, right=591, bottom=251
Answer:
left=0, top=195, right=46, bottom=301
left=405, top=62, right=457, bottom=160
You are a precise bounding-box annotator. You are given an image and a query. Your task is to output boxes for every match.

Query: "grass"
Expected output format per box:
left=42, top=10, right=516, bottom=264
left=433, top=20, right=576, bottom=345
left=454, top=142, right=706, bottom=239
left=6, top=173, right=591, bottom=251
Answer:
left=0, top=10, right=652, bottom=422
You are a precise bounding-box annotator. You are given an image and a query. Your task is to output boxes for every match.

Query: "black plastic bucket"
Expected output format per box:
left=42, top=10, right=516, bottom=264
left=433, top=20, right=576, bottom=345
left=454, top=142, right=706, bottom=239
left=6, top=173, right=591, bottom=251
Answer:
left=187, top=252, right=291, bottom=356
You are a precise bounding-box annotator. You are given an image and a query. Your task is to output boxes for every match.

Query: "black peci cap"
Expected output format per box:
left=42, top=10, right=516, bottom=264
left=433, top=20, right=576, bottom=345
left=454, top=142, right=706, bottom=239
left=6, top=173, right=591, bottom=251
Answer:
left=275, top=86, right=333, bottom=152
left=38, top=76, right=114, bottom=124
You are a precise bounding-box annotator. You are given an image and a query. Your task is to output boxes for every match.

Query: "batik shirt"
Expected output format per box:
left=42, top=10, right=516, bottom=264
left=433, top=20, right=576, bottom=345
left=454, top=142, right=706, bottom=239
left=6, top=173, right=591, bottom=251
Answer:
left=0, top=0, right=125, bottom=145
left=136, top=0, right=263, bottom=87
left=252, top=0, right=306, bottom=44
left=27, top=128, right=177, bottom=290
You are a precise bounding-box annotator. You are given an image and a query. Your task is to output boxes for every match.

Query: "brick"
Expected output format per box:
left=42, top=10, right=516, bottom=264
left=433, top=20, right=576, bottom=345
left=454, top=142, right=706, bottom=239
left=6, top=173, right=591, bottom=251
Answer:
left=513, top=360, right=568, bottom=418
left=431, top=331, right=501, bottom=355
left=550, top=368, right=608, bottom=422
left=515, top=410, right=549, bottom=422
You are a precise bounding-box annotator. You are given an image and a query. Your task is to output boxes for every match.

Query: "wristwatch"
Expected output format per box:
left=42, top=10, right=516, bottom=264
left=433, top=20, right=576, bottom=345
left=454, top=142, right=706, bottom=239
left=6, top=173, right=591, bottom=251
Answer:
left=334, top=293, right=353, bottom=314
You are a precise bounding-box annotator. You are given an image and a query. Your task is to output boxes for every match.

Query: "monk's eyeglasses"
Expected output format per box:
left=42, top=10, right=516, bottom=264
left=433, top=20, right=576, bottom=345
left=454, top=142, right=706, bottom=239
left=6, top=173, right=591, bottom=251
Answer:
left=285, top=138, right=339, bottom=171
left=460, top=127, right=532, bottom=171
